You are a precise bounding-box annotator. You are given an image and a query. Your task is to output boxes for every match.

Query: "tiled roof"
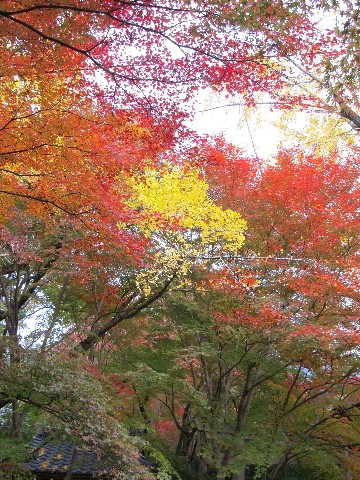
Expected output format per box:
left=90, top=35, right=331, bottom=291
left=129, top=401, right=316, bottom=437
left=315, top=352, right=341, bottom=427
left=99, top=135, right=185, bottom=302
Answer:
left=27, top=431, right=105, bottom=477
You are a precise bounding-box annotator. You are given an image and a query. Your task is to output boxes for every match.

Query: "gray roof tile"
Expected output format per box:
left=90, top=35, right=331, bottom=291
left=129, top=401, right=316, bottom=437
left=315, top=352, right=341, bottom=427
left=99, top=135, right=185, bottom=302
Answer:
left=28, top=432, right=104, bottom=476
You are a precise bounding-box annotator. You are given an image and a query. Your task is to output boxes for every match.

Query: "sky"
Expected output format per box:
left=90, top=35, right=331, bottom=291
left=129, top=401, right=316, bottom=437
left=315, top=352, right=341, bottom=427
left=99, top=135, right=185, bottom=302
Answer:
left=190, top=90, right=283, bottom=159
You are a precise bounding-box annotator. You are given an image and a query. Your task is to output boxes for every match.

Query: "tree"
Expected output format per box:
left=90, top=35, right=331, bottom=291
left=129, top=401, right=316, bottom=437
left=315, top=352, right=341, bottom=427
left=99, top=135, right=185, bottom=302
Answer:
left=0, top=160, right=247, bottom=478
left=0, top=1, right=288, bottom=119
left=5, top=0, right=358, bottom=128
left=215, top=0, right=360, bottom=131
left=1, top=1, right=359, bottom=477
left=106, top=149, right=360, bottom=480
left=110, top=282, right=360, bottom=480
left=201, top=146, right=360, bottom=478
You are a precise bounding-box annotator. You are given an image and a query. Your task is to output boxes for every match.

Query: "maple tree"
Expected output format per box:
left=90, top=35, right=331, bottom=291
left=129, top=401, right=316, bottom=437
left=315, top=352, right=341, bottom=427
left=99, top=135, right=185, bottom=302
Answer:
left=198, top=146, right=360, bottom=478
left=121, top=290, right=359, bottom=480
left=1, top=0, right=358, bottom=238
left=3, top=0, right=358, bottom=128
left=105, top=148, right=360, bottom=480
left=0, top=55, right=160, bottom=440
left=0, top=0, right=286, bottom=118
left=0, top=0, right=359, bottom=479
left=216, top=0, right=360, bottom=131
left=0, top=156, right=247, bottom=477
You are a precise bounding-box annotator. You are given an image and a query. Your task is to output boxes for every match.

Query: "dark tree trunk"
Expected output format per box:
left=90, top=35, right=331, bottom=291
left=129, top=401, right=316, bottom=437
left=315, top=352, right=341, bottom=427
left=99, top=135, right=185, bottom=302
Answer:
left=199, top=456, right=209, bottom=480
left=11, top=399, right=21, bottom=438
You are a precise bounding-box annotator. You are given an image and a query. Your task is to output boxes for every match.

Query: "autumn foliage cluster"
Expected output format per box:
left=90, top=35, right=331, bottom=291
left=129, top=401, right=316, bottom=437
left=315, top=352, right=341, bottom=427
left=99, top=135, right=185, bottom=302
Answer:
left=0, top=1, right=359, bottom=480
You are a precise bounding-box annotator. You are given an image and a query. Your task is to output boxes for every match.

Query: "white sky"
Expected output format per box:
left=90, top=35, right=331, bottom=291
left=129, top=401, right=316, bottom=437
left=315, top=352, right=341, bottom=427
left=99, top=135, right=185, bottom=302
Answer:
left=190, top=91, right=282, bottom=159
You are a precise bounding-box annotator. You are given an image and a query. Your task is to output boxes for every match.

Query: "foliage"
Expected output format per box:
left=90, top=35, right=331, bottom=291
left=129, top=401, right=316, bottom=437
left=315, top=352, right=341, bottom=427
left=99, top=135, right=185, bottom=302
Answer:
left=128, top=165, right=246, bottom=253
left=0, top=1, right=359, bottom=480
left=1, top=352, right=157, bottom=479
left=104, top=150, right=360, bottom=479
left=0, top=434, right=35, bottom=480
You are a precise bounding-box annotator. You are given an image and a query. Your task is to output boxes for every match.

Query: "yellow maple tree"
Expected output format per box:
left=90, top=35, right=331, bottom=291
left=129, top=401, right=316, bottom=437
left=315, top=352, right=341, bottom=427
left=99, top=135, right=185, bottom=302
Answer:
left=127, top=165, right=247, bottom=253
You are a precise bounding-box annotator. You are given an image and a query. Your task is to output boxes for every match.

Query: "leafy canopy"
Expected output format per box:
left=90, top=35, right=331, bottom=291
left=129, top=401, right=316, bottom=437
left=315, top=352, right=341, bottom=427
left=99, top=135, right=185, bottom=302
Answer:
left=127, top=165, right=247, bottom=253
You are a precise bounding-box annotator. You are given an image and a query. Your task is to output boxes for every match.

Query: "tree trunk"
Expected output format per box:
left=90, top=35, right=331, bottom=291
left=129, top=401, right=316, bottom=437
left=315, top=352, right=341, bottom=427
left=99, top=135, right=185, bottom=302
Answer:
left=9, top=330, right=22, bottom=438
left=344, top=447, right=353, bottom=480
left=199, top=456, right=209, bottom=480
left=64, top=447, right=78, bottom=480
left=232, top=471, right=246, bottom=480
left=176, top=428, right=196, bottom=456
left=11, top=399, right=21, bottom=438
left=175, top=403, right=196, bottom=456
left=270, top=448, right=291, bottom=480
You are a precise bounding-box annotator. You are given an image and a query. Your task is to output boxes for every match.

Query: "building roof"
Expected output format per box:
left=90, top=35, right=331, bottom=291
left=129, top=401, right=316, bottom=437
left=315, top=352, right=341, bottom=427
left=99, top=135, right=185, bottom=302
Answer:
left=27, top=431, right=108, bottom=479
